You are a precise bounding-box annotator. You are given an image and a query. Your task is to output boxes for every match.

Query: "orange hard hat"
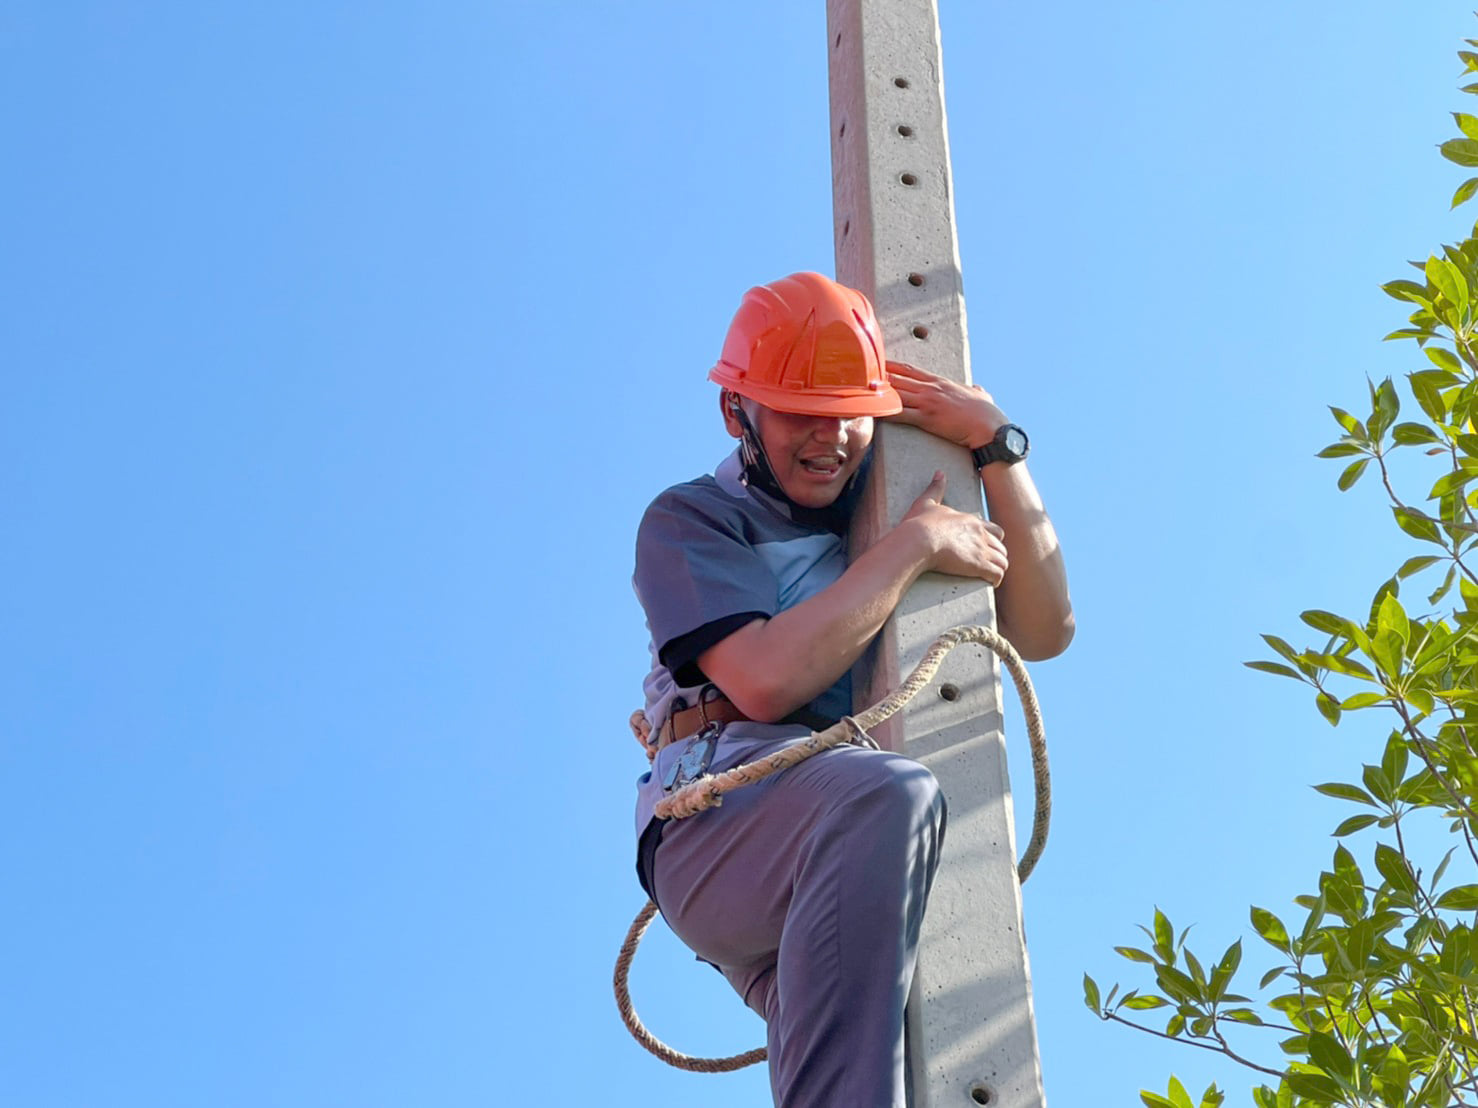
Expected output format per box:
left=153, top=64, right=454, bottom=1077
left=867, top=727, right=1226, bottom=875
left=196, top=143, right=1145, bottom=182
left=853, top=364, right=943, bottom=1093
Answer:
left=708, top=272, right=902, bottom=418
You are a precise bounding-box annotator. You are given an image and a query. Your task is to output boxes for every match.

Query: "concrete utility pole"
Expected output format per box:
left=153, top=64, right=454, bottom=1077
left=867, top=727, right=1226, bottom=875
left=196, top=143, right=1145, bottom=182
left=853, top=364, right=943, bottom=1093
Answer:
left=826, top=3, right=1048, bottom=1106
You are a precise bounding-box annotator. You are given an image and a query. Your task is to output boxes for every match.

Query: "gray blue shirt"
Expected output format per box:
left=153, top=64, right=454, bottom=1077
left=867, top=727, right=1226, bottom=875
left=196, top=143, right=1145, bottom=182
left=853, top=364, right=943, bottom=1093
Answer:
left=632, top=449, right=853, bottom=836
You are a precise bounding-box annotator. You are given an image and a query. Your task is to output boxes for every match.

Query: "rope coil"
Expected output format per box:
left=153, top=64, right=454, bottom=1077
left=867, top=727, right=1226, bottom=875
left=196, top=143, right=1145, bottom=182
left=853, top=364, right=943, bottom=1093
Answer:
left=614, top=623, right=1051, bottom=1071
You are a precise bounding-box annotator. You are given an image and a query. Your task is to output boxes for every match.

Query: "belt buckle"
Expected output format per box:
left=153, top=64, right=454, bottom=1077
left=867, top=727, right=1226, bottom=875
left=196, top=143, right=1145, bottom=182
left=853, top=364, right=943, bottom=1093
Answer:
left=661, top=720, right=721, bottom=793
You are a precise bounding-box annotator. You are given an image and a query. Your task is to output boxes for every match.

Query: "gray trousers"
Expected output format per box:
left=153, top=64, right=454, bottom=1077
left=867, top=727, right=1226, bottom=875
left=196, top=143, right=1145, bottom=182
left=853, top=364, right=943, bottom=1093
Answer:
left=650, top=742, right=946, bottom=1107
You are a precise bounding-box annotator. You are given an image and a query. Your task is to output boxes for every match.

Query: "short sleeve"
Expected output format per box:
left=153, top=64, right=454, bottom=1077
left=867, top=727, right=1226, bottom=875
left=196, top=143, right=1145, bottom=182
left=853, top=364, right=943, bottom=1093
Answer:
left=634, top=488, right=778, bottom=687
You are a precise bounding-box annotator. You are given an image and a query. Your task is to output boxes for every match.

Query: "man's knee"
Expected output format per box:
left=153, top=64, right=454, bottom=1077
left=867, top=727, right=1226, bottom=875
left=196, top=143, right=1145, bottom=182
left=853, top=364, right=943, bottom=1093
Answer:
left=871, top=755, right=944, bottom=822
left=827, top=753, right=946, bottom=846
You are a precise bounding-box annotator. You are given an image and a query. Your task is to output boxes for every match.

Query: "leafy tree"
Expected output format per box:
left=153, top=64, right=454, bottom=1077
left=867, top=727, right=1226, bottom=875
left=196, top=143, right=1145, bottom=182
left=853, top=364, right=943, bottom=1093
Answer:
left=1085, top=32, right=1478, bottom=1108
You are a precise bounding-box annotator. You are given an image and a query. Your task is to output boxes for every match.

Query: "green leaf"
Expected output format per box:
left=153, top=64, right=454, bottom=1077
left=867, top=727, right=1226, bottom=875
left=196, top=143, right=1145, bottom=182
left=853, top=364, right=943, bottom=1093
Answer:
left=1456, top=112, right=1478, bottom=139
left=1284, top=1071, right=1344, bottom=1101
left=1410, top=371, right=1451, bottom=422
left=1115, top=945, right=1157, bottom=964
left=1329, top=406, right=1361, bottom=433
left=1455, top=175, right=1478, bottom=208
left=1315, top=691, right=1341, bottom=725
left=1083, top=973, right=1101, bottom=1012
left=1426, top=345, right=1463, bottom=372
left=1300, top=609, right=1350, bottom=636
left=1380, top=279, right=1430, bottom=304
left=1313, top=781, right=1376, bottom=805
left=1397, top=554, right=1441, bottom=577
left=1429, top=254, right=1471, bottom=312
left=1223, top=1008, right=1263, bottom=1025
left=1305, top=651, right=1375, bottom=680
left=1391, top=421, right=1442, bottom=446
left=1153, top=908, right=1173, bottom=959
left=1155, top=964, right=1198, bottom=1002
left=1429, top=468, right=1475, bottom=499
left=1140, top=1094, right=1177, bottom=1108
left=1375, top=842, right=1417, bottom=894
left=1184, top=948, right=1207, bottom=990
left=1315, top=441, right=1365, bottom=458
left=1260, top=634, right=1298, bottom=661
left=1393, top=507, right=1442, bottom=543
left=1362, top=761, right=1394, bottom=804
left=1308, top=1030, right=1355, bottom=1080
left=1337, top=458, right=1369, bottom=490
left=1373, top=375, right=1401, bottom=427
left=1381, top=732, right=1408, bottom=780
left=1251, top=906, right=1291, bottom=949
left=1122, top=994, right=1169, bottom=1009
left=1339, top=692, right=1386, bottom=710
left=1215, top=939, right=1241, bottom=980
left=1244, top=660, right=1302, bottom=680
left=1442, top=137, right=1478, bottom=166
left=1370, top=629, right=1403, bottom=677
left=1436, top=884, right=1478, bottom=910
left=1377, top=592, right=1410, bottom=643
left=1430, top=564, right=1458, bottom=604
left=1333, top=813, right=1379, bottom=836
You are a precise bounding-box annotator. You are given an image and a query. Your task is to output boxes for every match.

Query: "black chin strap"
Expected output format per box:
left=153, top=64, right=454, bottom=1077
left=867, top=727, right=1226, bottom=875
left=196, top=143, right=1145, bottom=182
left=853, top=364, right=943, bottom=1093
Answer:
left=732, top=404, right=871, bottom=536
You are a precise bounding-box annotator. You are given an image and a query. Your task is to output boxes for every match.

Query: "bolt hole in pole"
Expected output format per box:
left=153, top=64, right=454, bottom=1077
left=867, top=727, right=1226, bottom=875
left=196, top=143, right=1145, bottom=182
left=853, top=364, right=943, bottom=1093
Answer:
left=897, top=124, right=914, bottom=137
left=900, top=172, right=918, bottom=186
left=839, top=121, right=846, bottom=137
left=939, top=682, right=959, bottom=701
left=912, top=324, right=930, bottom=340
left=894, top=76, right=910, bottom=88
left=842, top=220, right=850, bottom=237
left=907, top=273, right=925, bottom=287
left=969, top=1083, right=993, bottom=1105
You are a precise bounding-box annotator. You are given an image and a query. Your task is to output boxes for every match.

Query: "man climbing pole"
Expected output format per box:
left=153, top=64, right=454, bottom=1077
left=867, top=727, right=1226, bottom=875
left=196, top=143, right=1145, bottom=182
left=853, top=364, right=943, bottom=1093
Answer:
left=630, top=270, right=1073, bottom=1107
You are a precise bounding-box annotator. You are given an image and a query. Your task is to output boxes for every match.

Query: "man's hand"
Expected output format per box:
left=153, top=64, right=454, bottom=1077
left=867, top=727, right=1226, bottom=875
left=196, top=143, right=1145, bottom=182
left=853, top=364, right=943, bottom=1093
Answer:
left=885, top=360, right=1008, bottom=450
left=900, top=471, right=1009, bottom=585
left=629, top=709, right=658, bottom=763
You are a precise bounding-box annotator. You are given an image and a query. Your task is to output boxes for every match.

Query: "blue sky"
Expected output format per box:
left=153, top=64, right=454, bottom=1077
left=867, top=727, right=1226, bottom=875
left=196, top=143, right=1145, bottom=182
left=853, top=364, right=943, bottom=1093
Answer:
left=5, top=2, right=1478, bottom=1104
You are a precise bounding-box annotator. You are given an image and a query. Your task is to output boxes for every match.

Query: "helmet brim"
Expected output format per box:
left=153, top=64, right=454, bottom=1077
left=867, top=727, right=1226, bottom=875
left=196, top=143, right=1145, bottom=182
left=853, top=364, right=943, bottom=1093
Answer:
left=709, top=369, right=902, bottom=418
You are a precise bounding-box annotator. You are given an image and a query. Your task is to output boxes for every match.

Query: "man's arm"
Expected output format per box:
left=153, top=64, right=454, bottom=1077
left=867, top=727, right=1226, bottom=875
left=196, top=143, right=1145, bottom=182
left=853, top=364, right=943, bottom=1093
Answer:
left=699, top=472, right=1007, bottom=723
left=979, top=461, right=1073, bottom=660
left=886, top=362, right=1074, bottom=661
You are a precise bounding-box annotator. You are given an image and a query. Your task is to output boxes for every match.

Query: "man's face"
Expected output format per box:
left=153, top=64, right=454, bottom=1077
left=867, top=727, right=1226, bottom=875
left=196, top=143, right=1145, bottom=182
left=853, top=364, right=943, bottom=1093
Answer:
left=726, top=396, right=875, bottom=509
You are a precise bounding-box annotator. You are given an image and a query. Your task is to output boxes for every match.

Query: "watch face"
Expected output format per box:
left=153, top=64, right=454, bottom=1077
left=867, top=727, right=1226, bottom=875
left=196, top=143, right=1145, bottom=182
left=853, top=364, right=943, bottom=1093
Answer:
left=1004, top=427, right=1028, bottom=455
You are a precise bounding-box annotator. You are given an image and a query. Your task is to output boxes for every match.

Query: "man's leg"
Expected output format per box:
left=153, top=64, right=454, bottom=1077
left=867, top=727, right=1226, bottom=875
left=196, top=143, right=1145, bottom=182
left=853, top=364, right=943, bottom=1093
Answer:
left=653, top=745, right=945, bottom=1107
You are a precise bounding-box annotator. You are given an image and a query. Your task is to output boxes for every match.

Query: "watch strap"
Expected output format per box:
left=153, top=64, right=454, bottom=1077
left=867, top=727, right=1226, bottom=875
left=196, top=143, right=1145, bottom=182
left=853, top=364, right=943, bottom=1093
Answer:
left=971, top=423, right=1029, bottom=468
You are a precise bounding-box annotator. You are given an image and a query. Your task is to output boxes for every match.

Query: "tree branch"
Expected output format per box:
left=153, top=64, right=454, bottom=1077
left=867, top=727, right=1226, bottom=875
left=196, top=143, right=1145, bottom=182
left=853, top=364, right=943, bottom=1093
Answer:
left=1100, top=1011, right=1284, bottom=1078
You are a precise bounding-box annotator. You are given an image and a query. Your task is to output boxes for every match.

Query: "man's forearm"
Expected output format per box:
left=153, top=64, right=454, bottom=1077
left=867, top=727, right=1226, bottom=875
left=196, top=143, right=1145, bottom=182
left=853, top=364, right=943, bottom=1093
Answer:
left=982, top=462, right=1074, bottom=659
left=698, top=524, right=932, bottom=722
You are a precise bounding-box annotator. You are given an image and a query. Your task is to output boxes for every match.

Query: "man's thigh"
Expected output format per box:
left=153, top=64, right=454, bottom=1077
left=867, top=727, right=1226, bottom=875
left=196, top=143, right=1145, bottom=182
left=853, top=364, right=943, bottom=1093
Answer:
left=651, top=745, right=932, bottom=978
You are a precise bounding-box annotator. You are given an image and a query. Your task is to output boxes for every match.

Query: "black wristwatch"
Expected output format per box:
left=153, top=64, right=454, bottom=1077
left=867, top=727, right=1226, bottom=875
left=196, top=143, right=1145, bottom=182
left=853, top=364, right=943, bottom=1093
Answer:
left=971, top=424, right=1030, bottom=468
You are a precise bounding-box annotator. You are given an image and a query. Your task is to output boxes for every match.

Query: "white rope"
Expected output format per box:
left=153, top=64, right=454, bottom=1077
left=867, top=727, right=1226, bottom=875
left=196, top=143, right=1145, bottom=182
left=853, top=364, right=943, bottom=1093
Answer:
left=614, top=624, right=1051, bottom=1071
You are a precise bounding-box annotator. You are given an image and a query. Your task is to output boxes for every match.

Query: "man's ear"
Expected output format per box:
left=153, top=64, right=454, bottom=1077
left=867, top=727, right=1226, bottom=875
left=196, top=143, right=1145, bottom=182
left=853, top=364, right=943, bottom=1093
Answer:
left=720, top=389, right=745, bottom=439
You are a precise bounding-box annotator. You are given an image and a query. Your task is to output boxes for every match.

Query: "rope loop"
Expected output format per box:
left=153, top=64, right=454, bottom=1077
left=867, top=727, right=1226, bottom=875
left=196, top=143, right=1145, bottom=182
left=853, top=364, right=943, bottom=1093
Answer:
left=614, top=623, right=1051, bottom=1071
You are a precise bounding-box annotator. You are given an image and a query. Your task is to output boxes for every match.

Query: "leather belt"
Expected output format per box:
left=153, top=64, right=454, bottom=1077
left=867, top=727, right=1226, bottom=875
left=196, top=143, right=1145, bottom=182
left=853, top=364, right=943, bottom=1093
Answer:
left=656, top=695, right=752, bottom=752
